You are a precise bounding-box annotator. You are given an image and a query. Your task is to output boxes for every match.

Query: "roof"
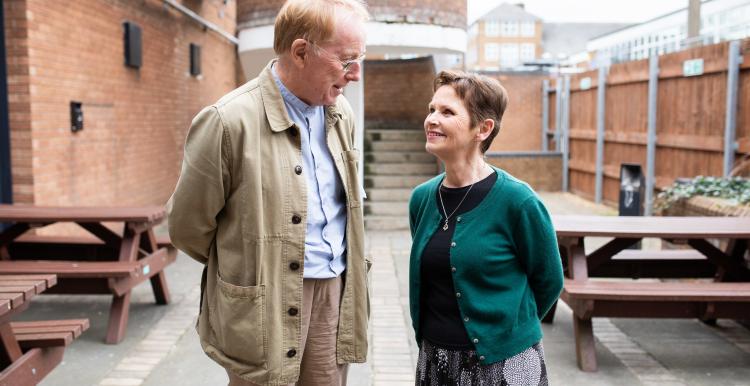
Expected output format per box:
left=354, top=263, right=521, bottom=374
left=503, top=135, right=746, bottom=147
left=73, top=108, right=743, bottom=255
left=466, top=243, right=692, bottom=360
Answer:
left=542, top=23, right=632, bottom=57
left=476, top=3, right=541, bottom=23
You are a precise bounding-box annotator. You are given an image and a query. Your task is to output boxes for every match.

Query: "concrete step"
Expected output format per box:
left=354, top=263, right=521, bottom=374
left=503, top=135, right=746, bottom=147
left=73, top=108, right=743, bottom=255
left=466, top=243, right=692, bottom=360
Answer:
left=365, top=215, right=410, bottom=230
left=365, top=129, right=424, bottom=142
left=366, top=163, right=437, bottom=176
left=369, top=141, right=425, bottom=152
left=366, top=188, right=413, bottom=201
left=365, top=201, right=409, bottom=216
left=365, top=151, right=436, bottom=164
left=365, top=175, right=433, bottom=189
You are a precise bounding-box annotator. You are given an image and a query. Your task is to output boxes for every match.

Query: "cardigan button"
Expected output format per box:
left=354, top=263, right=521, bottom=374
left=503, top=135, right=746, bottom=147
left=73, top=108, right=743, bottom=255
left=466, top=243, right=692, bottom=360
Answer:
left=450, top=242, right=456, bottom=248
left=451, top=267, right=456, bottom=273
left=464, top=317, right=469, bottom=322
left=479, top=355, right=485, bottom=361
left=457, top=216, right=462, bottom=222
left=455, top=292, right=461, bottom=298
left=473, top=338, right=479, bottom=344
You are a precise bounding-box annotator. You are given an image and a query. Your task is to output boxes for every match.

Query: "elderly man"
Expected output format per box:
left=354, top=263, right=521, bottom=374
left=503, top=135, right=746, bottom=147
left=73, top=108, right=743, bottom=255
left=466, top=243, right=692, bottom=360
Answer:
left=167, top=1, right=369, bottom=385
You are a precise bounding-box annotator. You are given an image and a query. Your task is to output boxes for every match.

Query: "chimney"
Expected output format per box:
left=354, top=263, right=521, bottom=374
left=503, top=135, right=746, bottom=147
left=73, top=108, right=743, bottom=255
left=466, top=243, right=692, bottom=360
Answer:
left=515, top=3, right=525, bottom=9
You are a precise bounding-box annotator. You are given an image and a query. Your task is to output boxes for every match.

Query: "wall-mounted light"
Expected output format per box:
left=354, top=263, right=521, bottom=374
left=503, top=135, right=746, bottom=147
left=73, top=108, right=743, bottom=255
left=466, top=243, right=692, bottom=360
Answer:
left=70, top=101, right=83, bottom=133
left=123, top=21, right=142, bottom=69
left=190, top=43, right=201, bottom=76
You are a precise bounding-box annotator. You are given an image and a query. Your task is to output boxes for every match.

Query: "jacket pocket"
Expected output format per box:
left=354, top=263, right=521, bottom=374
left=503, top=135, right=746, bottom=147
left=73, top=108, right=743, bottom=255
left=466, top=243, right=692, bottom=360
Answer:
left=210, top=274, right=267, bottom=368
left=342, top=150, right=363, bottom=208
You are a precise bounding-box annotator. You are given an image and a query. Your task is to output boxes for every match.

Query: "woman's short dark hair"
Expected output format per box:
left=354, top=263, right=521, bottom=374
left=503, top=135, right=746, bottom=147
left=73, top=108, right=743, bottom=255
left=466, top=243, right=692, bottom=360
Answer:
left=433, top=70, right=509, bottom=154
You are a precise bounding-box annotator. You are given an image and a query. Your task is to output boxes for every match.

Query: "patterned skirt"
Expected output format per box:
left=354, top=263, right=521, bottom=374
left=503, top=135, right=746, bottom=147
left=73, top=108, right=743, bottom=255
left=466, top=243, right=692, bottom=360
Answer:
left=415, top=340, right=548, bottom=386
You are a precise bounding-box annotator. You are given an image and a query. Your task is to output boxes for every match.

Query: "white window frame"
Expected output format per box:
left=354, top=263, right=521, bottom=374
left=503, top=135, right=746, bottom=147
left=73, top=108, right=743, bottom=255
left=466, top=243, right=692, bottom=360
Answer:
left=520, top=43, right=535, bottom=61
left=500, top=21, right=519, bottom=36
left=520, top=21, right=535, bottom=37
left=485, top=21, right=500, bottom=37
left=500, top=43, right=519, bottom=67
left=485, top=43, right=499, bottom=62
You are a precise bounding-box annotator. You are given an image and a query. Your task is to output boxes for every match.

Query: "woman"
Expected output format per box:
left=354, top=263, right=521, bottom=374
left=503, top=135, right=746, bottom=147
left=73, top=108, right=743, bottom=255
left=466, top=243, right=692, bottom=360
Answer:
left=409, top=70, right=564, bottom=386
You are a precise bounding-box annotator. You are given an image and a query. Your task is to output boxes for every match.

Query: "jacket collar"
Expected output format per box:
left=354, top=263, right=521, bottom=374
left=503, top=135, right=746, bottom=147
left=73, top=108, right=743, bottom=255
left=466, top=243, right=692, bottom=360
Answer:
left=260, top=59, right=344, bottom=132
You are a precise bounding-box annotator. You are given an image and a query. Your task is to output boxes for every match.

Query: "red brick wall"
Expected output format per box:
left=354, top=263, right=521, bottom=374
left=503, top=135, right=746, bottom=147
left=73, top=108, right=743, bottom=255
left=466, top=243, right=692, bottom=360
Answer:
left=364, top=57, right=435, bottom=128
left=238, top=0, right=466, bottom=29
left=4, top=0, right=239, bottom=206
left=487, top=73, right=545, bottom=152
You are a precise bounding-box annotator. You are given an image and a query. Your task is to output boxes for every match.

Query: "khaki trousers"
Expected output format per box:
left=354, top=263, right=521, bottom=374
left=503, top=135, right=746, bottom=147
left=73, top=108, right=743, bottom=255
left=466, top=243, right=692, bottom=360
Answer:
left=227, top=275, right=348, bottom=386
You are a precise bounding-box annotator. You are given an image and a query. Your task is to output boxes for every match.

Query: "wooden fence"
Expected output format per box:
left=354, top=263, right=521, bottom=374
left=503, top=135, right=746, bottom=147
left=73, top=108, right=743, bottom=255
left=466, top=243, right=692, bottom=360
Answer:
left=545, top=38, right=750, bottom=212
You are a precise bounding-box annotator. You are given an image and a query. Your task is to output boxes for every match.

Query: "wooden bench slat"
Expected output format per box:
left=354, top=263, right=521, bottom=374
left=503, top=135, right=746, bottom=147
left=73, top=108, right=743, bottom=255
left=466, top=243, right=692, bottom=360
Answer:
left=0, top=292, right=25, bottom=308
left=11, top=319, right=90, bottom=348
left=0, top=274, right=57, bottom=287
left=0, top=280, right=47, bottom=292
left=612, top=249, right=706, bottom=260
left=0, top=285, right=36, bottom=299
left=0, top=260, right=139, bottom=278
left=563, top=280, right=750, bottom=302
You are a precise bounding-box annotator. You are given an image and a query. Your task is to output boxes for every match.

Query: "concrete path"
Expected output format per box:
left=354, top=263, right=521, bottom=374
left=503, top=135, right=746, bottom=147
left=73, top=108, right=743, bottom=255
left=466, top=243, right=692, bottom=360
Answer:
left=18, top=192, right=750, bottom=385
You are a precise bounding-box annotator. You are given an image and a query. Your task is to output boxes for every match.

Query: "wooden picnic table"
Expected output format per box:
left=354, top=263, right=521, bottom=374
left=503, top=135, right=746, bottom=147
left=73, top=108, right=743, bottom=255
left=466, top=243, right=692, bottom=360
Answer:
left=549, top=215, right=750, bottom=372
left=0, top=205, right=176, bottom=344
left=0, top=274, right=89, bottom=386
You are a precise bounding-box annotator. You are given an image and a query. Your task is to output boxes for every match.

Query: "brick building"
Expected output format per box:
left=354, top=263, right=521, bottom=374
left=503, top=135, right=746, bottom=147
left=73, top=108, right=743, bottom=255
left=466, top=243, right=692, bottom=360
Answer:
left=467, top=3, right=542, bottom=71
left=1, top=0, right=240, bottom=206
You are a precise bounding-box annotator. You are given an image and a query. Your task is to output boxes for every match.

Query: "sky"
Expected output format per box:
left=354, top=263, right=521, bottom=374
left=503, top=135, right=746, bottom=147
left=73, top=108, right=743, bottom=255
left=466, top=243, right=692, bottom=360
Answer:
left=467, top=0, right=689, bottom=24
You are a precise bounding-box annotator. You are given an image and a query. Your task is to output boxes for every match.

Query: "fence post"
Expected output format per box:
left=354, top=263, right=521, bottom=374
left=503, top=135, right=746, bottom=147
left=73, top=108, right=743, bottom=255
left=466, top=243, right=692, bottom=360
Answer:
left=542, top=79, right=549, bottom=152
left=562, top=75, right=571, bottom=192
left=554, top=79, right=562, bottom=151
left=723, top=40, right=741, bottom=177
left=595, top=67, right=607, bottom=204
left=645, top=54, right=659, bottom=216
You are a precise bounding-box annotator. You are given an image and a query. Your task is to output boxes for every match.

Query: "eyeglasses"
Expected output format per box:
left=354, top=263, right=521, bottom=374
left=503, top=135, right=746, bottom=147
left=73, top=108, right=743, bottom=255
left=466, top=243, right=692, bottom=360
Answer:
left=307, top=40, right=366, bottom=72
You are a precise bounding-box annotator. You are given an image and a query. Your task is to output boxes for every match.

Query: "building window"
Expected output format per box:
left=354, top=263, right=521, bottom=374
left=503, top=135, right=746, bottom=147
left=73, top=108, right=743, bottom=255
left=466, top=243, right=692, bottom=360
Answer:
left=500, top=21, right=519, bottom=36
left=521, top=21, right=535, bottom=37
left=467, top=47, right=478, bottom=65
left=485, top=21, right=500, bottom=37
left=520, top=43, right=535, bottom=62
left=500, top=43, right=519, bottom=67
left=485, top=43, right=499, bottom=61
left=469, top=24, right=479, bottom=37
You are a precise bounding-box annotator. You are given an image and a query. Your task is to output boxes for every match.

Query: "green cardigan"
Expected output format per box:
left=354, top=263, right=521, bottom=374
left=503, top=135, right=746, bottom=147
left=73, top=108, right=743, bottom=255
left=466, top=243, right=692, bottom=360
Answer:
left=409, top=166, right=563, bottom=364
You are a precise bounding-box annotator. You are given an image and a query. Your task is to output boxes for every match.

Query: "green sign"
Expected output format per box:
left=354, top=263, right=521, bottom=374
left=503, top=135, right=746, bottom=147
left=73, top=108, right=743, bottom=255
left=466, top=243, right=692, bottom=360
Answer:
left=579, top=77, right=592, bottom=90
left=683, top=58, right=704, bottom=77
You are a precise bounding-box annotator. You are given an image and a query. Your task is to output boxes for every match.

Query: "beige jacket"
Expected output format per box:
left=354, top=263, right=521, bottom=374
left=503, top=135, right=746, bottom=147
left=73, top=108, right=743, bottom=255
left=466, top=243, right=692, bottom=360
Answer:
left=167, top=61, right=368, bottom=385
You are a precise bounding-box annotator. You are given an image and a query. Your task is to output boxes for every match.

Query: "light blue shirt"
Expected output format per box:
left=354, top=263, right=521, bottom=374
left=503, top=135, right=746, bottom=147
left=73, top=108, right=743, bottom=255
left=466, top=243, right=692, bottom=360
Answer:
left=272, top=65, right=347, bottom=279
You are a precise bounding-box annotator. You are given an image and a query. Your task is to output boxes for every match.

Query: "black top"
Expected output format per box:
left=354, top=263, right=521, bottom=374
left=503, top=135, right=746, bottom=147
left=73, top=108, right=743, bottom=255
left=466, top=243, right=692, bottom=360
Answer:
left=420, top=171, right=498, bottom=349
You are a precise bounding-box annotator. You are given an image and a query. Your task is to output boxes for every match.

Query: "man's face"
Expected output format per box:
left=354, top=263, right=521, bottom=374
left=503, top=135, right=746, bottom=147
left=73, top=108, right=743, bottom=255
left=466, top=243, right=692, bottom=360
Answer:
left=302, top=14, right=366, bottom=106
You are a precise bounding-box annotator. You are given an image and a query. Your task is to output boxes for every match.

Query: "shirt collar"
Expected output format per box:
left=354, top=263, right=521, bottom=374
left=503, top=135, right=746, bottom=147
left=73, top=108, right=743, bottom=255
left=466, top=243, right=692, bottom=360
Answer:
left=271, top=64, right=321, bottom=118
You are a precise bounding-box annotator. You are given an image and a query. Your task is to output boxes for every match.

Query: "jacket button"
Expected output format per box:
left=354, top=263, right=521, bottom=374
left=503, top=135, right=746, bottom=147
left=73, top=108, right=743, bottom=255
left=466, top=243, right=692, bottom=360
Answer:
left=287, top=349, right=297, bottom=358
left=289, top=261, right=300, bottom=270
left=288, top=307, right=298, bottom=316
left=292, top=214, right=302, bottom=224
left=294, top=165, right=303, bottom=175
left=289, top=127, right=298, bottom=137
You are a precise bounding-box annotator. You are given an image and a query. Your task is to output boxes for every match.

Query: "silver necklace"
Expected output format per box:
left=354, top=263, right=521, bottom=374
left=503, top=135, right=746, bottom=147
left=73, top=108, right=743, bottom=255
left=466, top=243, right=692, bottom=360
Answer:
left=438, top=181, right=475, bottom=231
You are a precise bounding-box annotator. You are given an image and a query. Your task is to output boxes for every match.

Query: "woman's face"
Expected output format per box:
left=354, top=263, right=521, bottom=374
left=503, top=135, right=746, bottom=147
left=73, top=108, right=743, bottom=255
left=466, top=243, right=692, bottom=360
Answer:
left=424, top=85, right=478, bottom=160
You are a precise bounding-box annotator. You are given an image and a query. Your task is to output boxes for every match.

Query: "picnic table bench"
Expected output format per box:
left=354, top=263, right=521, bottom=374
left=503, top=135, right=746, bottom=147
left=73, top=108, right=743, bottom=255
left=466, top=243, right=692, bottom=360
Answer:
left=0, top=274, right=89, bottom=386
left=0, top=205, right=176, bottom=344
left=549, top=215, right=750, bottom=372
